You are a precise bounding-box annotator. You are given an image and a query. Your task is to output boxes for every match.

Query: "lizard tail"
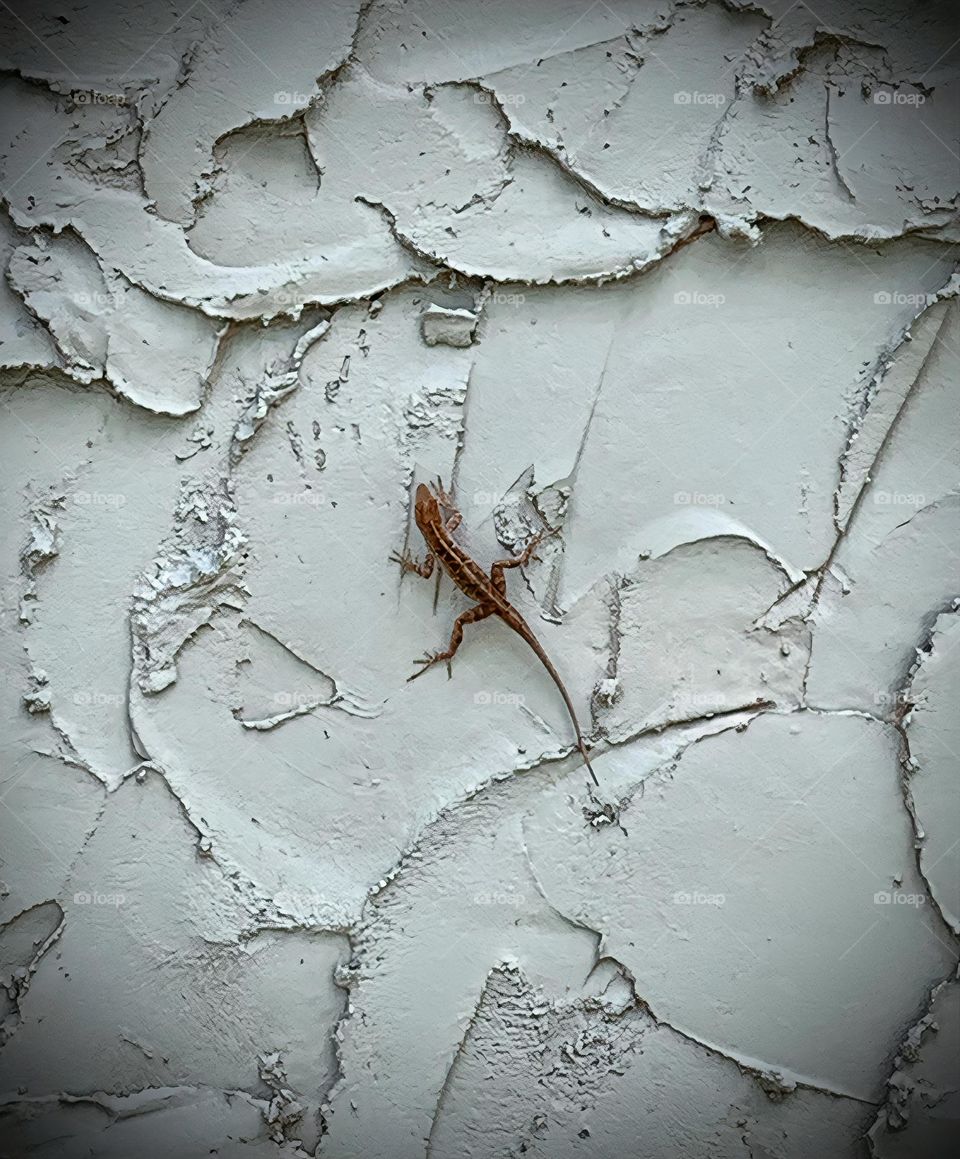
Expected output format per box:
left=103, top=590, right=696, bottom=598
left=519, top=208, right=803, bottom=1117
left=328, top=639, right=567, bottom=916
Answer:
left=511, top=616, right=600, bottom=788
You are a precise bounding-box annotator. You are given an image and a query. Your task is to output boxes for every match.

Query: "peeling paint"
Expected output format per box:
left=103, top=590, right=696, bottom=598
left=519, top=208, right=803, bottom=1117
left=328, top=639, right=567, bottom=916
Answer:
left=868, top=969, right=960, bottom=1157
left=1, top=0, right=957, bottom=1154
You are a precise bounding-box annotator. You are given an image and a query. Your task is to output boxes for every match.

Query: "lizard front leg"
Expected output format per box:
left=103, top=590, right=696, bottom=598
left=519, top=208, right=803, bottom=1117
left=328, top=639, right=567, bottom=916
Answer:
left=407, top=602, right=495, bottom=681
left=489, top=530, right=546, bottom=595
left=390, top=548, right=435, bottom=578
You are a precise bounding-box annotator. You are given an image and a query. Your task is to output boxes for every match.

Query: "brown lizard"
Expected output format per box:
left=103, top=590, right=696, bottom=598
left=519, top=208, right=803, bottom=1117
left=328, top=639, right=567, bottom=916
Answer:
left=392, top=479, right=599, bottom=788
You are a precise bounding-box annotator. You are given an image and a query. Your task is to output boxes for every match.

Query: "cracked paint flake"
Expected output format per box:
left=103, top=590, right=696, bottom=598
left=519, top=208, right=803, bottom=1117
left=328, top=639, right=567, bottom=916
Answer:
left=901, top=609, right=960, bottom=934
left=1, top=0, right=958, bottom=1155
left=523, top=711, right=957, bottom=1103
left=0, top=1086, right=281, bottom=1158
left=603, top=535, right=808, bottom=739
left=137, top=0, right=363, bottom=227
left=9, top=230, right=223, bottom=415
left=867, top=968, right=960, bottom=1157
left=0, top=770, right=347, bottom=1144
left=479, top=4, right=769, bottom=214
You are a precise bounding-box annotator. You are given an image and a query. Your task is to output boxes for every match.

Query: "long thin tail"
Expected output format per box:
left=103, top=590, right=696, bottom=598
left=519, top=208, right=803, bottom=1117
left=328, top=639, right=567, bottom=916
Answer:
left=510, top=615, right=600, bottom=787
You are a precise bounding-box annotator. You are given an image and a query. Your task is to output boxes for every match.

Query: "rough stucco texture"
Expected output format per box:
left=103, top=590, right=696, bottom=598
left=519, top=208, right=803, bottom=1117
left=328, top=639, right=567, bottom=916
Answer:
left=0, top=1, right=958, bottom=1156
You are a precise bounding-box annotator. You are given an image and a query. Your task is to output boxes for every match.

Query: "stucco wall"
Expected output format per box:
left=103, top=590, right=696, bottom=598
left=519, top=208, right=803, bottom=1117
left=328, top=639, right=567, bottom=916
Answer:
left=1, top=1, right=958, bottom=1156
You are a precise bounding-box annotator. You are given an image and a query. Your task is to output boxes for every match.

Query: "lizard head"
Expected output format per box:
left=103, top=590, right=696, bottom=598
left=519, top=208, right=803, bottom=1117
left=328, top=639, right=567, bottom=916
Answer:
left=414, top=482, right=441, bottom=529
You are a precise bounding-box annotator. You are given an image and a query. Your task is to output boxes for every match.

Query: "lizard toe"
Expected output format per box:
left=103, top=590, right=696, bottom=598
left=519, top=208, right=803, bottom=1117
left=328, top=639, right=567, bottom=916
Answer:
left=407, top=651, right=444, bottom=682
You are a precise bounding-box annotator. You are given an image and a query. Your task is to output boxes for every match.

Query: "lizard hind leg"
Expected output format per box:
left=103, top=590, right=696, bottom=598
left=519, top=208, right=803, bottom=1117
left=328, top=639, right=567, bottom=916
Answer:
left=433, top=477, right=461, bottom=529
left=434, top=475, right=454, bottom=506
left=407, top=602, right=495, bottom=681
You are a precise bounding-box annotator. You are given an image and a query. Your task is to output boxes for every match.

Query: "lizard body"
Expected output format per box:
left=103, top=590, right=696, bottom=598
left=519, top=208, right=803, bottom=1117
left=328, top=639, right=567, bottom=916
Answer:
left=393, top=481, right=599, bottom=787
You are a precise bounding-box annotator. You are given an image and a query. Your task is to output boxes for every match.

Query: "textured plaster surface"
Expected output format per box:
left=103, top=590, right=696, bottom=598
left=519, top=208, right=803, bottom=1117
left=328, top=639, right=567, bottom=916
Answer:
left=0, top=1, right=958, bottom=1156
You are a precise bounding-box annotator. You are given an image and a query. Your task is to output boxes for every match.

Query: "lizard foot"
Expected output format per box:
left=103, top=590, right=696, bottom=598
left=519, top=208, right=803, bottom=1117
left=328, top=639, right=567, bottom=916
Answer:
left=407, top=651, right=451, bottom=682
left=517, top=524, right=560, bottom=567
left=434, top=476, right=457, bottom=512
left=583, top=790, right=627, bottom=835
left=390, top=549, right=420, bottom=573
